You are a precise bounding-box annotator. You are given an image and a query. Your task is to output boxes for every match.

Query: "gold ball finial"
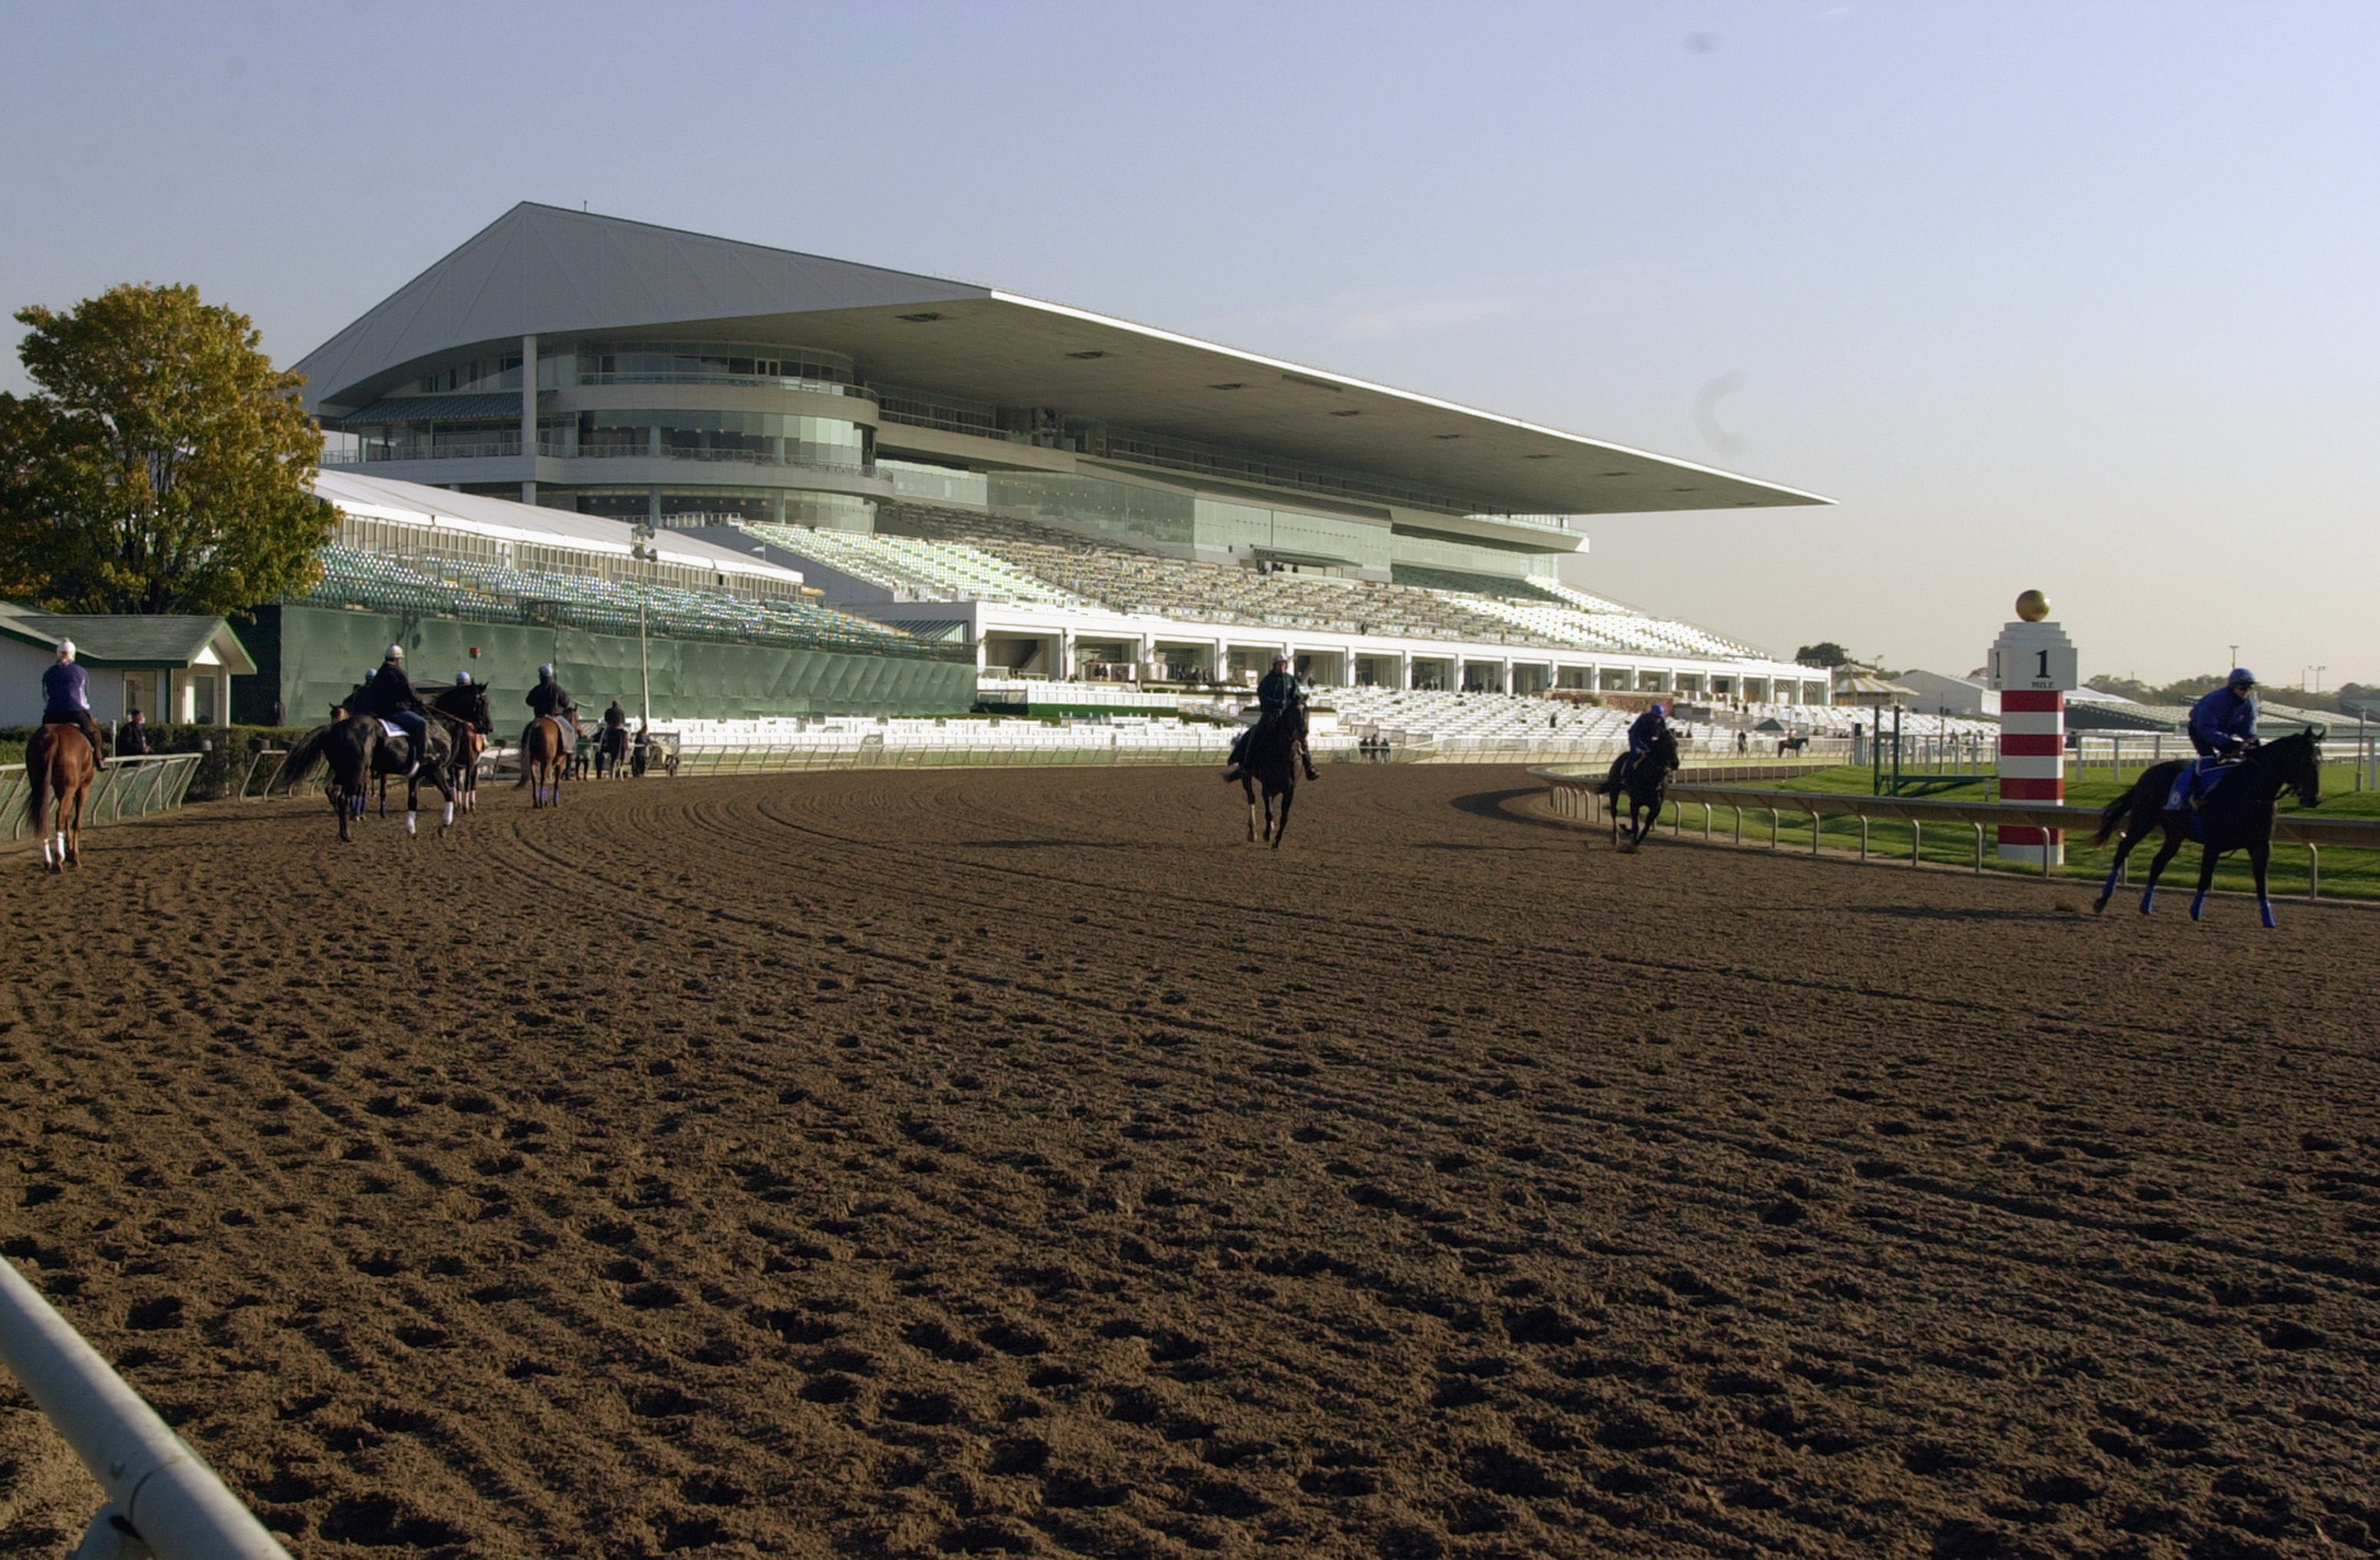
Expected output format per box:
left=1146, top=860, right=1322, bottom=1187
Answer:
left=2015, top=588, right=2050, bottom=623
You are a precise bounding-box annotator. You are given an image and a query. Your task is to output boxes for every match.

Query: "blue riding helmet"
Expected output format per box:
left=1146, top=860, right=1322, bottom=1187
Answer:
left=2229, top=667, right=2256, bottom=687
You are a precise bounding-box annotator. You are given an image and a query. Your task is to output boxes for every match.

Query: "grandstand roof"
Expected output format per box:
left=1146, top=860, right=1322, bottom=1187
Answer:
left=294, top=203, right=1831, bottom=521
left=311, top=469, right=805, bottom=586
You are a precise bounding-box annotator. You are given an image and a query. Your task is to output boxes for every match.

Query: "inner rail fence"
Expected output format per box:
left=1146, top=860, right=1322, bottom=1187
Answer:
left=0, top=754, right=203, bottom=840
left=650, top=738, right=1855, bottom=776
left=1536, top=772, right=2380, bottom=900
left=0, top=1257, right=290, bottom=1558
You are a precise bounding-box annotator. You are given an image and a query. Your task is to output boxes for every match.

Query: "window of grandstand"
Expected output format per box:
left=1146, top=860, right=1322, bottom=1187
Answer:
left=573, top=343, right=863, bottom=392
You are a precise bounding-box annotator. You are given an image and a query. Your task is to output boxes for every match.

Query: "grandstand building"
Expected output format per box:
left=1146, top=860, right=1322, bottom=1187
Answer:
left=294, top=203, right=1835, bottom=710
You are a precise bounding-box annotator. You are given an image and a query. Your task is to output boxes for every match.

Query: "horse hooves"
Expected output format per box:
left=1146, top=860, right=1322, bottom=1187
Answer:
left=2092, top=897, right=2107, bottom=915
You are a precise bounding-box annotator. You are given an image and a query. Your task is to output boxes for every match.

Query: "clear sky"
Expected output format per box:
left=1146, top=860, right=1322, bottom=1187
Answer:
left=4, top=2, right=2373, bottom=689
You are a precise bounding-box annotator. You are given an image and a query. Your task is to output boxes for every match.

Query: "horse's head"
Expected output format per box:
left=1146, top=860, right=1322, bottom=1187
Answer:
left=1652, top=726, right=1682, bottom=770
left=2252, top=727, right=2323, bottom=808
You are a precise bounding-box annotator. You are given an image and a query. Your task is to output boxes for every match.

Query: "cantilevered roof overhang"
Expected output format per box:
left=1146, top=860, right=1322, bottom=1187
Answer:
left=294, top=203, right=1829, bottom=519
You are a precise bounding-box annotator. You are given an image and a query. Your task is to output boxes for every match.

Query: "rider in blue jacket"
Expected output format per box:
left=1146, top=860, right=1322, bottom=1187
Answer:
left=2169, top=667, right=2258, bottom=810
left=1614, top=701, right=1670, bottom=787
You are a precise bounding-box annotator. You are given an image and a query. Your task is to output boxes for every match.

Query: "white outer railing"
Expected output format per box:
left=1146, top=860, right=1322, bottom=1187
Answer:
left=0, top=1259, right=288, bottom=1558
left=1, top=754, right=203, bottom=838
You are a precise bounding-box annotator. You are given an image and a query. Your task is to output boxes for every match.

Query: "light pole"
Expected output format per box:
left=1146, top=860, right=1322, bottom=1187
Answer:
left=630, top=522, right=657, bottom=736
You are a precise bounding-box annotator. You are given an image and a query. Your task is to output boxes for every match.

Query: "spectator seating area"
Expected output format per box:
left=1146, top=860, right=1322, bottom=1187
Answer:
left=303, top=545, right=941, bottom=656
left=859, top=505, right=1765, bottom=657
left=1328, top=687, right=1636, bottom=744
left=739, top=522, right=1100, bottom=610
left=1736, top=702, right=1998, bottom=740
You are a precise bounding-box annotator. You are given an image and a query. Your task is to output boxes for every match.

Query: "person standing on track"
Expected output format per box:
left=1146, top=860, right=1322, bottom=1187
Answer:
left=41, top=640, right=108, bottom=769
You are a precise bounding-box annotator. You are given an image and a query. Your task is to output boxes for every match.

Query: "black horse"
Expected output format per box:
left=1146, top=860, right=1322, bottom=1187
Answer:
left=1230, top=708, right=1304, bottom=849
left=1600, top=727, right=1681, bottom=852
left=280, top=710, right=457, bottom=843
left=2091, top=728, right=2324, bottom=928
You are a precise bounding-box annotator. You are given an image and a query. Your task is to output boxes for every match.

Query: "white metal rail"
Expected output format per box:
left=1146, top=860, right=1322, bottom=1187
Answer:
left=0, top=1259, right=289, bottom=1558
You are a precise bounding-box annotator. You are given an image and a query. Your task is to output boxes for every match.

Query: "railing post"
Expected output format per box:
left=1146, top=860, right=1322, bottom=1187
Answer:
left=1973, top=823, right=1984, bottom=873
left=1911, top=820, right=1922, bottom=866
left=2309, top=843, right=2319, bottom=901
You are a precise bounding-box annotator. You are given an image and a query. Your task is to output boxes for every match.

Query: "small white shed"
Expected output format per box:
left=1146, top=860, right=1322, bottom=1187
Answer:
left=0, top=604, right=257, bottom=727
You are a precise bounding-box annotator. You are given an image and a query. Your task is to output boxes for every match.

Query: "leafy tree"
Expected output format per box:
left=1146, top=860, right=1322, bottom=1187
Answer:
left=0, top=283, right=331, bottom=614
left=1795, top=641, right=1852, bottom=668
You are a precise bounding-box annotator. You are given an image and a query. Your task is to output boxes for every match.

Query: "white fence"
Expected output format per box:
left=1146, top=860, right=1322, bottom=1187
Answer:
left=0, top=754, right=203, bottom=839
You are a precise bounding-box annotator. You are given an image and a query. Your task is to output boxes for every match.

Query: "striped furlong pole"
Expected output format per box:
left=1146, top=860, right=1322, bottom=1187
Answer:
left=1997, top=689, right=2064, bottom=866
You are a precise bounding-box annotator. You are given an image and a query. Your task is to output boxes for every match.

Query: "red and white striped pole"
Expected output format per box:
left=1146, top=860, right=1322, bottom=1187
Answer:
left=1987, top=590, right=2079, bottom=868
left=1997, top=688, right=2065, bottom=864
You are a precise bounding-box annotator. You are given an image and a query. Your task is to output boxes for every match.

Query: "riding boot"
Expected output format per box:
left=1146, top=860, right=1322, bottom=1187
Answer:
left=1301, top=743, right=1320, bottom=782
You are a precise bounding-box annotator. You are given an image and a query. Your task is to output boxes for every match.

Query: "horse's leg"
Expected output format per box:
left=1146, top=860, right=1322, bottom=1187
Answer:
left=1244, top=777, right=1258, bottom=843
left=2138, top=826, right=2183, bottom=914
left=405, top=772, right=420, bottom=837
left=65, top=777, right=85, bottom=866
left=1271, top=787, right=1291, bottom=850
left=2249, top=838, right=2276, bottom=929
left=2189, top=846, right=2222, bottom=922
left=2096, top=815, right=2146, bottom=912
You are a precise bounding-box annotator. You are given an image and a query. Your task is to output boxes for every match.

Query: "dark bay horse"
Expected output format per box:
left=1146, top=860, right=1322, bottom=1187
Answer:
left=1231, top=711, right=1301, bottom=849
left=1600, top=727, right=1681, bottom=852
left=280, top=712, right=457, bottom=842
left=26, top=720, right=98, bottom=870
left=516, top=714, right=572, bottom=808
left=431, top=681, right=495, bottom=812
left=2092, top=728, right=2323, bottom=928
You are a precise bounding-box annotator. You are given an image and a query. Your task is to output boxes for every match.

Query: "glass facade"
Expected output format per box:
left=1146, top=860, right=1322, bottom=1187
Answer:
left=563, top=486, right=874, bottom=532
left=986, top=471, right=1194, bottom=545
left=561, top=410, right=870, bottom=471
left=575, top=343, right=865, bottom=396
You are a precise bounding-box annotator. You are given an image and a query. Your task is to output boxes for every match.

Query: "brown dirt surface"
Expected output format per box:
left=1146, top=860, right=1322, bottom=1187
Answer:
left=1, top=765, right=2375, bottom=1560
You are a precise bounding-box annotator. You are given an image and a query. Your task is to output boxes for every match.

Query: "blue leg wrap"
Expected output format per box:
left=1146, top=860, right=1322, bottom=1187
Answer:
left=2138, top=885, right=2156, bottom=915
left=2260, top=901, right=2277, bottom=930
left=2190, top=889, right=2208, bottom=921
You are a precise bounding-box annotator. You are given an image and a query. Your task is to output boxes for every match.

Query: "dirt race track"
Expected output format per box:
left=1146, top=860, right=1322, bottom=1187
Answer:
left=0, top=765, right=2375, bottom=1560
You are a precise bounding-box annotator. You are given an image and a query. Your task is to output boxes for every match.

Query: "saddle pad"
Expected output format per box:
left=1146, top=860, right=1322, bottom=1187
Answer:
left=379, top=720, right=407, bottom=740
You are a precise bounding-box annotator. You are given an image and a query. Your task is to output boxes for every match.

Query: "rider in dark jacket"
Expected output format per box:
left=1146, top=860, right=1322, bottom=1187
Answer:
left=1225, top=654, right=1321, bottom=783
left=363, top=645, right=430, bottom=775
left=2169, top=668, right=2259, bottom=810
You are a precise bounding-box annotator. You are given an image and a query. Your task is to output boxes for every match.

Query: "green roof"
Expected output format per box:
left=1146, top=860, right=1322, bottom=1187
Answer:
left=0, top=603, right=254, bottom=671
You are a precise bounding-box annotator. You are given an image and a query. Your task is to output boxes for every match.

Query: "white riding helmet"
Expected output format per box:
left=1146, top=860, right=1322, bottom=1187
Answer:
left=539, top=664, right=555, bottom=678
left=455, top=671, right=472, bottom=685
left=55, top=638, right=75, bottom=659
left=386, top=644, right=405, bottom=660
left=1272, top=653, right=1291, bottom=667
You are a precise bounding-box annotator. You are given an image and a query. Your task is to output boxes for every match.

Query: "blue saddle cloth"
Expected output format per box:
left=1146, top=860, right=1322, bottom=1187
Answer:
left=2163, top=758, right=2238, bottom=836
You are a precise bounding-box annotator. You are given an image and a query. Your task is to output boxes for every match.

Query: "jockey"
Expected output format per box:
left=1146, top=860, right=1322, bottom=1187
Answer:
left=363, top=644, right=430, bottom=775
left=1225, top=654, right=1320, bottom=783
left=41, top=640, right=108, bottom=767
left=526, top=664, right=578, bottom=728
left=1612, top=701, right=1672, bottom=790
left=603, top=697, right=628, bottom=733
left=2167, top=667, right=2258, bottom=811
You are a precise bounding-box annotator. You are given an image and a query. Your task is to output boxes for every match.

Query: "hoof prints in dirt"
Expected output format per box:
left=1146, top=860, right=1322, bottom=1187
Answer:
left=0, top=765, right=2373, bottom=1558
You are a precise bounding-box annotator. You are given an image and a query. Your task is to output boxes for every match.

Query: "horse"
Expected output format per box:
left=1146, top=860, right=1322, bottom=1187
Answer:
left=596, top=720, right=629, bottom=779
left=2091, top=727, right=2324, bottom=928
left=1599, top=727, right=1681, bottom=853
left=1231, top=708, right=1302, bottom=849
left=25, top=721, right=98, bottom=871
left=280, top=710, right=457, bottom=843
left=516, top=714, right=572, bottom=808
left=430, top=681, right=495, bottom=812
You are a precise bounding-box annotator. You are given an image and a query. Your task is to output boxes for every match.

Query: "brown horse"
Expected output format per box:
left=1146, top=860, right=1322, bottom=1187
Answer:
left=26, top=720, right=98, bottom=871
left=431, top=681, right=494, bottom=813
left=516, top=714, right=572, bottom=807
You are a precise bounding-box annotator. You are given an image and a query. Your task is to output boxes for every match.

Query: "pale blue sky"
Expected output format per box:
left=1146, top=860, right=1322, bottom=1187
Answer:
left=4, top=2, right=2373, bottom=687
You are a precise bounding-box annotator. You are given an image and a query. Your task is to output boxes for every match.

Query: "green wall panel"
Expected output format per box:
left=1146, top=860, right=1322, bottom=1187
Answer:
left=270, top=606, right=974, bottom=727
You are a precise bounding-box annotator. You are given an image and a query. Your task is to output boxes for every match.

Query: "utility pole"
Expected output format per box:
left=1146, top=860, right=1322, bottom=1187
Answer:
left=631, top=522, right=658, bottom=736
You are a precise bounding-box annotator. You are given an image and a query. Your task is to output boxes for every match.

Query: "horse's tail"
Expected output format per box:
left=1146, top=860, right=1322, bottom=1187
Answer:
left=278, top=725, right=333, bottom=793
left=2093, top=783, right=2140, bottom=846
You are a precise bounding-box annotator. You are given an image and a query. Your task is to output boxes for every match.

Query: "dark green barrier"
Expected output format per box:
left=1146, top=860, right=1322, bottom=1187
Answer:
left=253, top=606, right=976, bottom=728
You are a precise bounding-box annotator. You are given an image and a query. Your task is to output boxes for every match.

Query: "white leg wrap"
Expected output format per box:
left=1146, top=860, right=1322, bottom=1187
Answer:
left=443, top=802, right=455, bottom=827
left=406, top=811, right=418, bottom=836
